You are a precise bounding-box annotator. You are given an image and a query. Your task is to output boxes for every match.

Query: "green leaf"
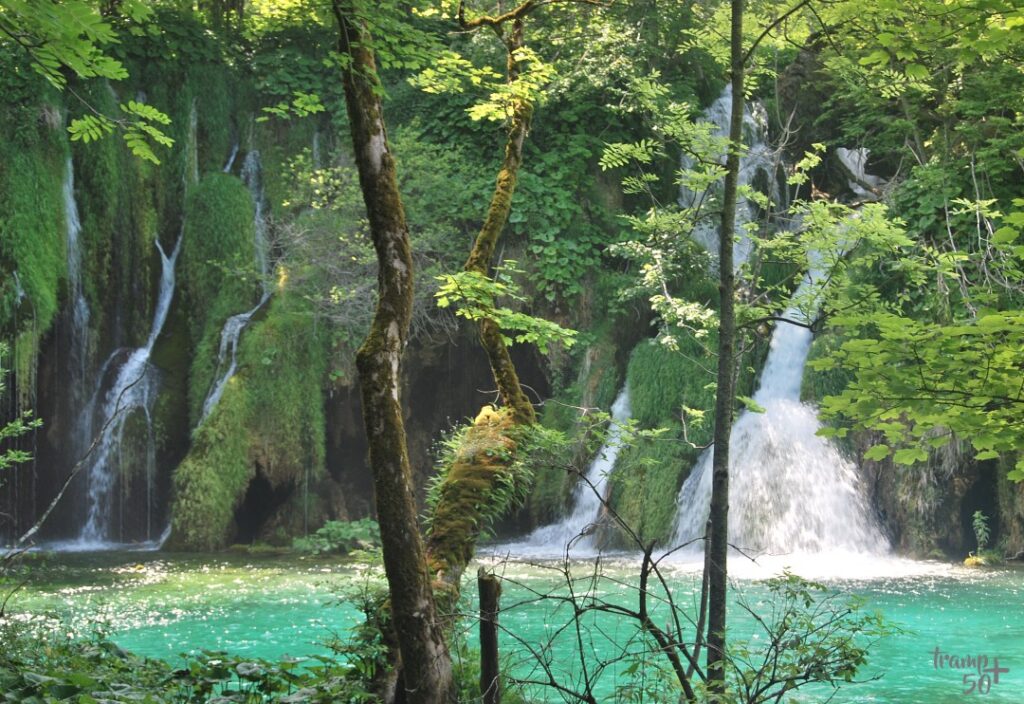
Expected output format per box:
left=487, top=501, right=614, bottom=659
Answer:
left=892, top=447, right=928, bottom=465
left=905, top=63, right=929, bottom=80
left=737, top=395, right=766, bottom=414
left=864, top=445, right=891, bottom=461
left=993, top=226, right=1019, bottom=244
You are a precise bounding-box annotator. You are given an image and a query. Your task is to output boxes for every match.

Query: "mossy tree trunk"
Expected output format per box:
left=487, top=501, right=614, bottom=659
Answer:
left=707, top=0, right=744, bottom=695
left=462, top=16, right=536, bottom=427
left=334, top=3, right=589, bottom=700
left=332, top=3, right=453, bottom=702
left=423, top=7, right=547, bottom=599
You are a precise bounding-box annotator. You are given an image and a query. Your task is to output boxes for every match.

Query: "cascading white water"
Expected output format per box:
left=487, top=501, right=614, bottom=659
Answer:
left=77, top=234, right=183, bottom=545
left=63, top=158, right=91, bottom=412
left=199, top=300, right=264, bottom=422
left=679, top=84, right=779, bottom=268
left=242, top=151, right=271, bottom=293
left=312, top=129, right=322, bottom=169
left=670, top=85, right=885, bottom=560
left=222, top=142, right=240, bottom=173
left=507, top=387, right=632, bottom=554
left=836, top=147, right=885, bottom=201
left=671, top=270, right=888, bottom=556
left=198, top=151, right=271, bottom=424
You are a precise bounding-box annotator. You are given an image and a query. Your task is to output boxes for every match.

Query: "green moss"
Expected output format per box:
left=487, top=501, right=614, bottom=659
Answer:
left=235, top=293, right=327, bottom=487
left=757, top=256, right=803, bottom=299
left=170, top=292, right=329, bottom=549
left=583, top=339, right=721, bottom=546
left=996, top=453, right=1024, bottom=554
left=529, top=329, right=626, bottom=526
left=608, top=428, right=697, bottom=545
left=801, top=333, right=854, bottom=404
left=181, top=173, right=258, bottom=420
left=426, top=407, right=521, bottom=576
left=69, top=80, right=158, bottom=343
left=170, top=381, right=251, bottom=551
left=190, top=63, right=237, bottom=174
left=0, top=109, right=67, bottom=339
left=253, top=117, right=318, bottom=217
left=627, top=338, right=716, bottom=441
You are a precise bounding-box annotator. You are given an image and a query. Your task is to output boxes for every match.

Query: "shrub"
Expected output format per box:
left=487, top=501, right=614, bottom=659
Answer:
left=293, top=519, right=381, bottom=555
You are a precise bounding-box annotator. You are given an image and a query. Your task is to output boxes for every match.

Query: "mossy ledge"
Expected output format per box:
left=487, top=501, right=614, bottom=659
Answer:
left=168, top=293, right=327, bottom=550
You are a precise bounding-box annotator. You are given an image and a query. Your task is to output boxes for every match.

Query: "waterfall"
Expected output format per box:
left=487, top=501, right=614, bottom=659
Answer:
left=836, top=147, right=885, bottom=201
left=76, top=234, right=183, bottom=546
left=311, top=129, right=322, bottom=169
left=63, top=158, right=91, bottom=418
left=222, top=142, right=240, bottom=173
left=679, top=84, right=780, bottom=269
left=198, top=151, right=271, bottom=424
left=241, top=150, right=271, bottom=294
left=670, top=270, right=888, bottom=556
left=199, top=300, right=264, bottom=422
left=507, top=387, right=632, bottom=554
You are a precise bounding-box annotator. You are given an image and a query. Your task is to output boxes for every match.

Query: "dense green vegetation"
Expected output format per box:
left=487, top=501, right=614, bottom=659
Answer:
left=1, top=0, right=1023, bottom=701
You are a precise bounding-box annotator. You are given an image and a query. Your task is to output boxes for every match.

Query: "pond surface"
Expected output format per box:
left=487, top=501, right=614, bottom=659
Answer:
left=4, top=550, right=1023, bottom=702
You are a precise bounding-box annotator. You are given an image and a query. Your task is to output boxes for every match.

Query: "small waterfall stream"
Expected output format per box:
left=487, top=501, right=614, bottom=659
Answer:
left=671, top=270, right=888, bottom=556
left=222, top=142, right=240, bottom=173
left=506, top=387, right=632, bottom=554
left=679, top=84, right=779, bottom=268
left=198, top=151, right=271, bottom=424
left=76, top=234, right=183, bottom=546
left=63, top=158, right=91, bottom=419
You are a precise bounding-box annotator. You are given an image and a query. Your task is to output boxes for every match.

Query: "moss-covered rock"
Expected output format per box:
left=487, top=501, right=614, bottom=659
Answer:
left=608, top=428, right=697, bottom=545
left=169, top=292, right=328, bottom=550
left=596, top=338, right=716, bottom=545
left=995, top=454, right=1024, bottom=556
left=0, top=101, right=67, bottom=393
left=180, top=172, right=259, bottom=422
left=526, top=330, right=624, bottom=529
left=169, top=382, right=251, bottom=551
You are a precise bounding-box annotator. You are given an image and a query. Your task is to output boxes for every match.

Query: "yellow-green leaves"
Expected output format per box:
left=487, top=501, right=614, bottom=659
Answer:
left=411, top=46, right=554, bottom=123
left=818, top=309, right=1024, bottom=478
left=260, top=91, right=326, bottom=122
left=413, top=51, right=501, bottom=95
left=435, top=264, right=576, bottom=354
left=2, top=0, right=173, bottom=162
left=599, top=139, right=663, bottom=171
left=0, top=0, right=156, bottom=86
left=69, top=100, right=174, bottom=165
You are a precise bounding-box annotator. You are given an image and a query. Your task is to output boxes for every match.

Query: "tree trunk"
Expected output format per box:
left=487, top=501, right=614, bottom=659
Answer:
left=463, top=19, right=536, bottom=426
left=333, top=3, right=453, bottom=702
left=707, top=0, right=744, bottom=695
left=422, top=19, right=538, bottom=605
left=478, top=567, right=502, bottom=704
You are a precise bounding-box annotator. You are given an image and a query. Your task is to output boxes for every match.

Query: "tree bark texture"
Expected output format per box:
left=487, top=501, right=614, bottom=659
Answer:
left=424, top=18, right=538, bottom=605
left=333, top=3, right=453, bottom=702
left=707, top=0, right=744, bottom=695
left=478, top=567, right=502, bottom=704
left=463, top=18, right=536, bottom=426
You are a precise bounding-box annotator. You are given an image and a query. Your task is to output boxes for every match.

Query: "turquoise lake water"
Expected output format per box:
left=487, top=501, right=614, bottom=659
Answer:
left=5, top=551, right=1022, bottom=702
